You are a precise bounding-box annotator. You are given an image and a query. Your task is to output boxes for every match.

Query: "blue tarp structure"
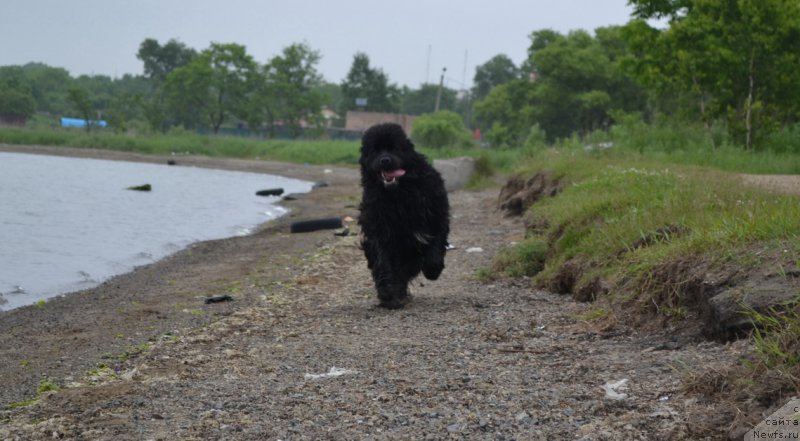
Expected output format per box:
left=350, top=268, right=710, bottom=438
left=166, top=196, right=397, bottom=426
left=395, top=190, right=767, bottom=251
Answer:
left=60, top=117, right=107, bottom=128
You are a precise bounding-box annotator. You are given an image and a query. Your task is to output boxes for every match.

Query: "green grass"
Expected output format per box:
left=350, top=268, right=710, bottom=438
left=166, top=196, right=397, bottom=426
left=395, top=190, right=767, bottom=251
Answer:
left=0, top=127, right=519, bottom=174
left=579, top=117, right=800, bottom=174
left=4, top=380, right=61, bottom=410
left=492, top=148, right=800, bottom=308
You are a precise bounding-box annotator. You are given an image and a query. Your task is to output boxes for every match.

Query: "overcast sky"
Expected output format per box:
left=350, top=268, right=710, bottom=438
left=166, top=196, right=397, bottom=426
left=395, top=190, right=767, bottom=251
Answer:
left=1, top=0, right=638, bottom=89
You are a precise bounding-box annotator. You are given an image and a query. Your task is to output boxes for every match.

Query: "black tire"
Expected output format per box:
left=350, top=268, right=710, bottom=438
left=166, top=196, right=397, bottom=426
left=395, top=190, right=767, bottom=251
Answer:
left=256, top=188, right=284, bottom=197
left=290, top=217, right=343, bottom=233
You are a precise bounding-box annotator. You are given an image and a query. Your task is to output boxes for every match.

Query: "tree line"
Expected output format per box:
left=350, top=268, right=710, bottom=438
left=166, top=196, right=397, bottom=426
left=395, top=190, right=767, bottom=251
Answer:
left=1, top=0, right=799, bottom=150
left=0, top=39, right=471, bottom=137
left=473, top=0, right=800, bottom=151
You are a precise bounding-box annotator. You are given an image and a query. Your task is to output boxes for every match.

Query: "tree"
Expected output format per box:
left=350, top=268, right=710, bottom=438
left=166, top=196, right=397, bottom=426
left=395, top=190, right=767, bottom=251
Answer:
left=623, top=0, right=800, bottom=149
left=473, top=79, right=537, bottom=146
left=340, top=53, right=400, bottom=113
left=166, top=42, right=258, bottom=133
left=411, top=111, right=473, bottom=148
left=473, top=27, right=646, bottom=146
left=21, top=63, right=72, bottom=115
left=137, top=38, right=197, bottom=83
left=471, top=54, right=520, bottom=101
left=264, top=43, right=326, bottom=137
left=0, top=66, right=36, bottom=121
left=401, top=84, right=458, bottom=115
left=67, top=86, right=94, bottom=132
left=137, top=38, right=197, bottom=132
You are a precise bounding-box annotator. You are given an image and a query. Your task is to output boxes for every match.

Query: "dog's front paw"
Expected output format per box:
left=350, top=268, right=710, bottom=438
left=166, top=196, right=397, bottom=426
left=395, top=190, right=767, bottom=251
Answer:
left=377, top=284, right=410, bottom=309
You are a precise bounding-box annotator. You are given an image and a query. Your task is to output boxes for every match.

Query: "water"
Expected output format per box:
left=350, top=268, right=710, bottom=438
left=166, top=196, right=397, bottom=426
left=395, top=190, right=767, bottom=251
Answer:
left=0, top=152, right=312, bottom=311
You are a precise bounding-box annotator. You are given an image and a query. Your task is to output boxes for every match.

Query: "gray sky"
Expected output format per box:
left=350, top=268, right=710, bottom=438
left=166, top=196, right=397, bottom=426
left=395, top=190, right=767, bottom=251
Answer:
left=1, top=0, right=637, bottom=89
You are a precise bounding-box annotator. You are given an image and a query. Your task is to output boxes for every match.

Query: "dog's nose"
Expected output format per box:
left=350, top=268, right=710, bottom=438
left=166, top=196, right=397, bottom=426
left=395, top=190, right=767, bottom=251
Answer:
left=379, top=156, right=392, bottom=167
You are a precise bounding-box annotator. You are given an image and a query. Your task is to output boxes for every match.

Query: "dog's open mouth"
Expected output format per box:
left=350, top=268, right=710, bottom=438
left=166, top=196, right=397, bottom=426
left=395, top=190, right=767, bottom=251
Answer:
left=381, top=169, right=406, bottom=186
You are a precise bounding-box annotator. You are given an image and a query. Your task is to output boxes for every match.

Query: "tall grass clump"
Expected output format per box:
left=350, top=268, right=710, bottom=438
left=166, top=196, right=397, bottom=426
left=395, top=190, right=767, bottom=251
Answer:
left=591, top=115, right=800, bottom=175
left=744, top=305, right=800, bottom=369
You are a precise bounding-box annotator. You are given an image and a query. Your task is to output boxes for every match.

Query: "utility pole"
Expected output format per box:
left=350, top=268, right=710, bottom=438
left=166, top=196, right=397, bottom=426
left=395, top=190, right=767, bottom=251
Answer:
left=434, top=67, right=447, bottom=112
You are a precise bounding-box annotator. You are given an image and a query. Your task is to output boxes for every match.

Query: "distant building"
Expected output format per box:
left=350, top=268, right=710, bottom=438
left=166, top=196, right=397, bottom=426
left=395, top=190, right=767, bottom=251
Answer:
left=345, top=111, right=417, bottom=134
left=0, top=115, right=26, bottom=127
left=320, top=107, right=339, bottom=128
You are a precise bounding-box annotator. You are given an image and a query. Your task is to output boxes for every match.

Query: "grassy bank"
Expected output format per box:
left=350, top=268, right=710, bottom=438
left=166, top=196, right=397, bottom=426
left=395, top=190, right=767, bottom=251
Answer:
left=487, top=147, right=800, bottom=414
left=491, top=147, right=800, bottom=315
left=0, top=127, right=524, bottom=174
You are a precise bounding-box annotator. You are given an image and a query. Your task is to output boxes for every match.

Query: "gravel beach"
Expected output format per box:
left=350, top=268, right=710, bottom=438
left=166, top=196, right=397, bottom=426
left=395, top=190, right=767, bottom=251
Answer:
left=0, top=145, right=755, bottom=440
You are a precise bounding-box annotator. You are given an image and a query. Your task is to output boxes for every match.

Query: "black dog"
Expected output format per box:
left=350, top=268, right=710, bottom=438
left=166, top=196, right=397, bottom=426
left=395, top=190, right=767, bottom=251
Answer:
left=358, top=123, right=450, bottom=309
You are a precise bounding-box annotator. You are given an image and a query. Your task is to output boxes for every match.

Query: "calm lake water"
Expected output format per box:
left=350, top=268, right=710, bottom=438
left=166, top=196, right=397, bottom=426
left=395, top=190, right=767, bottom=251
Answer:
left=0, top=152, right=312, bottom=311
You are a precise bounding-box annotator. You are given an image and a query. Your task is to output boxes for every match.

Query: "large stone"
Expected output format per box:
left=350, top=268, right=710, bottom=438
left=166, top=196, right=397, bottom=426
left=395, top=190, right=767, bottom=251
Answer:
left=433, top=157, right=475, bottom=192
left=703, top=275, right=800, bottom=340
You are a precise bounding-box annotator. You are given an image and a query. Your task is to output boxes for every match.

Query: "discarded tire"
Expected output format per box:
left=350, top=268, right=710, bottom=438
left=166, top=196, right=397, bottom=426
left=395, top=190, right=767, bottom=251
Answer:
left=256, top=188, right=284, bottom=197
left=290, top=217, right=343, bottom=233
left=127, top=184, right=152, bottom=192
left=204, top=294, right=233, bottom=304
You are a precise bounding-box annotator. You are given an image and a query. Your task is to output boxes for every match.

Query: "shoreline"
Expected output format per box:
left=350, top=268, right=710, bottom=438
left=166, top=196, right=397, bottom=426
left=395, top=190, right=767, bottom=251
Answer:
left=0, top=143, right=362, bottom=407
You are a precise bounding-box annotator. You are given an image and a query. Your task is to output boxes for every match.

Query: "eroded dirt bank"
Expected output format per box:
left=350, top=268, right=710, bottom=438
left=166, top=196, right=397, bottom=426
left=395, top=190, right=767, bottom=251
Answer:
left=0, top=145, right=757, bottom=439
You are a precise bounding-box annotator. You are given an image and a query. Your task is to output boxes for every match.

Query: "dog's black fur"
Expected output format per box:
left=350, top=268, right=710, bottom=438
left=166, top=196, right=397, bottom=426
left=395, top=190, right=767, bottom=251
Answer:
left=358, top=123, right=450, bottom=309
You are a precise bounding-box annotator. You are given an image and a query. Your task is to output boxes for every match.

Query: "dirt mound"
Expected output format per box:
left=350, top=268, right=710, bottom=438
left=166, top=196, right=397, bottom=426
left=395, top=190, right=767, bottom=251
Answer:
left=496, top=171, right=562, bottom=216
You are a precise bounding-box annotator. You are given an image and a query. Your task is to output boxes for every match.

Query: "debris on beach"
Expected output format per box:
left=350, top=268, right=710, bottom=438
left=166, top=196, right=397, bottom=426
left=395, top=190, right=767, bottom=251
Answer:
left=256, top=188, right=284, bottom=197
left=304, top=367, right=358, bottom=380
left=127, top=184, right=152, bottom=192
left=204, top=294, right=233, bottom=304
left=601, top=378, right=630, bottom=400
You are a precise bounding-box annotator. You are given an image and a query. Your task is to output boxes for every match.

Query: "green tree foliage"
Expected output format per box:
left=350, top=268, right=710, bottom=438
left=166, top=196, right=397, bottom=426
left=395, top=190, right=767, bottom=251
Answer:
left=21, top=63, right=71, bottom=115
left=66, top=86, right=94, bottom=132
left=340, top=53, right=400, bottom=113
left=137, top=39, right=197, bottom=83
left=264, top=43, right=327, bottom=137
left=136, top=38, right=197, bottom=132
left=624, top=0, right=800, bottom=149
left=401, top=83, right=458, bottom=116
left=166, top=43, right=258, bottom=133
left=474, top=79, right=536, bottom=147
left=471, top=54, right=520, bottom=102
left=473, top=27, right=646, bottom=146
left=411, top=110, right=473, bottom=148
left=0, top=66, right=36, bottom=119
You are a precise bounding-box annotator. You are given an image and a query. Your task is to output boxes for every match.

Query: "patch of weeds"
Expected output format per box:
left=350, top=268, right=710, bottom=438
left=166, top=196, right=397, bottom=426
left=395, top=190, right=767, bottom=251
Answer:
left=6, top=398, right=38, bottom=409
left=576, top=307, right=609, bottom=322
left=466, top=153, right=496, bottom=190
left=37, top=379, right=60, bottom=394
left=113, top=342, right=152, bottom=363
left=226, top=280, right=242, bottom=294
left=489, top=237, right=547, bottom=278
left=84, top=365, right=117, bottom=384
left=34, top=300, right=46, bottom=308
left=18, top=360, right=30, bottom=368
left=114, top=333, right=125, bottom=339
left=743, top=303, right=800, bottom=368
left=474, top=267, right=494, bottom=282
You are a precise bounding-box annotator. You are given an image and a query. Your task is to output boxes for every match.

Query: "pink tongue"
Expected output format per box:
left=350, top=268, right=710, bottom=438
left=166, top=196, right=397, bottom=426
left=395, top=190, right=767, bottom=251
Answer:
left=384, top=169, right=406, bottom=178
